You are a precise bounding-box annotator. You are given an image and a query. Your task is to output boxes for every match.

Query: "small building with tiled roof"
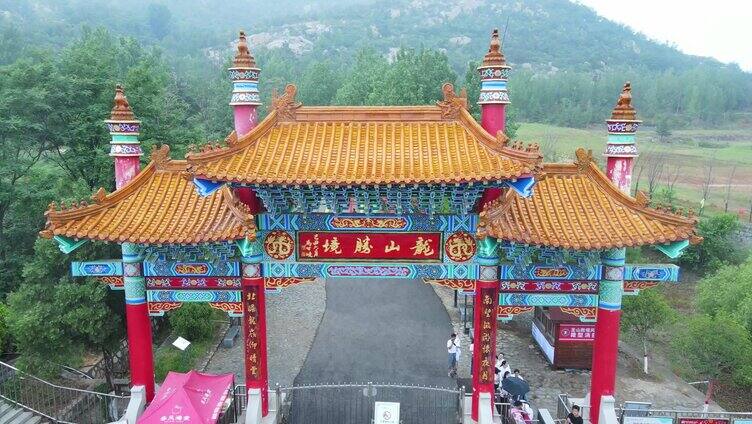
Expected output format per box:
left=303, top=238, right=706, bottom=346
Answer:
left=477, top=148, right=701, bottom=253
left=41, top=145, right=256, bottom=246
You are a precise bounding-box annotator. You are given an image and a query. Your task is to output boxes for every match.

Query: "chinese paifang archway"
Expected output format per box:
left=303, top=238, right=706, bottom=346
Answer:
left=41, top=29, right=700, bottom=423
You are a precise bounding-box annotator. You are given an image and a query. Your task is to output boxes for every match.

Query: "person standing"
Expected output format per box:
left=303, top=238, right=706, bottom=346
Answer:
left=567, top=405, right=584, bottom=424
left=447, top=333, right=460, bottom=377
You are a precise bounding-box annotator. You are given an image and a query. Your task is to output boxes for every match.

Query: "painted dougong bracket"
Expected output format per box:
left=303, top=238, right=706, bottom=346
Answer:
left=53, top=235, right=88, bottom=254
left=655, top=239, right=689, bottom=259
left=193, top=178, right=225, bottom=196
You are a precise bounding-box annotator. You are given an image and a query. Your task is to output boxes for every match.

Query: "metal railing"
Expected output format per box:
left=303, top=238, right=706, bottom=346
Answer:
left=0, top=360, right=130, bottom=423
left=618, top=408, right=752, bottom=423
left=231, top=382, right=463, bottom=424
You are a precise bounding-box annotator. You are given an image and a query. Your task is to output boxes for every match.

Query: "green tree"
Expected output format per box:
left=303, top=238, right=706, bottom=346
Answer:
left=621, top=289, right=674, bottom=374
left=8, top=279, right=124, bottom=385
left=656, top=115, right=672, bottom=142
left=334, top=48, right=388, bottom=106
left=0, top=53, right=66, bottom=294
left=670, top=315, right=752, bottom=388
left=147, top=3, right=172, bottom=40
left=299, top=61, right=340, bottom=106
left=697, top=258, right=752, bottom=333
left=0, top=303, right=9, bottom=353
left=168, top=303, right=214, bottom=342
left=679, top=214, right=747, bottom=275
left=8, top=238, right=123, bottom=387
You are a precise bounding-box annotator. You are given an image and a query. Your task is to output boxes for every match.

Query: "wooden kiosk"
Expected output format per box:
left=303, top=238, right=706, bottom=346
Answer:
left=532, top=307, right=595, bottom=369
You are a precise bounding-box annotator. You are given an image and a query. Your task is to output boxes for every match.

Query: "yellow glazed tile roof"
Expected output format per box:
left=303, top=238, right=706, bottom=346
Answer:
left=41, top=146, right=256, bottom=245
left=478, top=149, right=701, bottom=250
left=186, top=84, right=542, bottom=185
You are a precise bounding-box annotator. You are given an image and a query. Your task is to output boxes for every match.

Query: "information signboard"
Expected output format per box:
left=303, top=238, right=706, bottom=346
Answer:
left=374, top=401, right=400, bottom=424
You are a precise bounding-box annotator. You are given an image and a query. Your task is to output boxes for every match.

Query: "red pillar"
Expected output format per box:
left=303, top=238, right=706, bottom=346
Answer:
left=471, top=236, right=500, bottom=422
left=477, top=28, right=511, bottom=139
left=480, top=103, right=507, bottom=137
left=471, top=279, right=500, bottom=421
left=589, top=249, right=626, bottom=424
left=229, top=31, right=261, bottom=137
left=106, top=85, right=155, bottom=402
left=591, top=83, right=639, bottom=422
left=242, top=257, right=269, bottom=416
left=122, top=244, right=156, bottom=402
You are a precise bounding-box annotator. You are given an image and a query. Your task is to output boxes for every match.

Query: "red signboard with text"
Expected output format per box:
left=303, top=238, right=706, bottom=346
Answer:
left=297, top=231, right=443, bottom=262
left=678, top=419, right=729, bottom=424
left=558, top=324, right=595, bottom=342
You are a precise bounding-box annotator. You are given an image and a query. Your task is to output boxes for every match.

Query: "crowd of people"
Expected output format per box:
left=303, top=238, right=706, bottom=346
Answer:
left=447, top=333, right=535, bottom=423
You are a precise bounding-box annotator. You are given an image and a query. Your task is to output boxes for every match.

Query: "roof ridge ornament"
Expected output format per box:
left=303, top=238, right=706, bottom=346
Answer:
left=496, top=130, right=510, bottom=147
left=92, top=187, right=108, bottom=204
left=575, top=148, right=594, bottom=173
left=436, top=82, right=468, bottom=119
left=635, top=190, right=650, bottom=207
left=150, top=144, right=171, bottom=169
left=233, top=30, right=256, bottom=68
left=110, top=84, right=135, bottom=121
left=272, top=84, right=302, bottom=121
left=611, top=82, right=637, bottom=121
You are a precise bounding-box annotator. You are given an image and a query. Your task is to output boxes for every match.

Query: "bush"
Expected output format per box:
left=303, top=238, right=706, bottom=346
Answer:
left=0, top=303, right=9, bottom=353
left=168, top=303, right=215, bottom=342
left=154, top=341, right=207, bottom=382
left=670, top=314, right=752, bottom=386
left=679, top=214, right=747, bottom=275
left=697, top=258, right=752, bottom=333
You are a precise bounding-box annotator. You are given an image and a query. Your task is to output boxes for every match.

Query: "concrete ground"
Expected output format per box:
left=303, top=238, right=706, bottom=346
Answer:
left=293, top=278, right=455, bottom=387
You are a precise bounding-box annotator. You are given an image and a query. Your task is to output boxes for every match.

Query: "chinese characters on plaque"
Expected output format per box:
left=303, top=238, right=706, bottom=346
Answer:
left=477, top=287, right=497, bottom=385
left=244, top=284, right=262, bottom=380
left=297, top=232, right=442, bottom=262
left=558, top=324, right=595, bottom=342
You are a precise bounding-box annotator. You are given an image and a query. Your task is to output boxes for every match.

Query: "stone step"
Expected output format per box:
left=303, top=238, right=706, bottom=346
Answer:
left=0, top=405, right=23, bottom=424
left=8, top=411, right=37, bottom=424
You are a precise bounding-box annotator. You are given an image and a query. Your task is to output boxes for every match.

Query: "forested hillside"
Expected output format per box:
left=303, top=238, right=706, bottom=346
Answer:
left=2, top=0, right=752, bottom=127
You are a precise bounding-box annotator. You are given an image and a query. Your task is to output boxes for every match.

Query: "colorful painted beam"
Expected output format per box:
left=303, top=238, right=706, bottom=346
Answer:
left=499, top=293, right=599, bottom=308
left=500, top=264, right=602, bottom=280
left=143, top=261, right=240, bottom=277
left=72, top=260, right=123, bottom=277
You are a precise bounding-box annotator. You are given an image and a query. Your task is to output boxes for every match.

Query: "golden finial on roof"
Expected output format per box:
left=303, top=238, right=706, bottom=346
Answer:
left=611, top=82, right=637, bottom=121
left=109, top=84, right=135, bottom=121
left=482, top=28, right=506, bottom=67
left=233, top=30, right=256, bottom=68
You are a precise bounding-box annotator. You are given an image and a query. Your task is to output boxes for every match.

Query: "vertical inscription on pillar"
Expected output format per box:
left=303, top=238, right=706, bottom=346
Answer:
left=478, top=287, right=497, bottom=385
left=243, top=284, right=262, bottom=381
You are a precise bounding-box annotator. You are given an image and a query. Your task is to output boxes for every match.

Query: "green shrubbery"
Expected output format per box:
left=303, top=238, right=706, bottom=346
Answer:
left=168, top=303, right=215, bottom=342
left=680, top=214, right=747, bottom=275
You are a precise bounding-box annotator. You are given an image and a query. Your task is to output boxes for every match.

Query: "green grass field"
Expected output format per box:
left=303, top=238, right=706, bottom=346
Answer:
left=516, top=122, right=752, bottom=218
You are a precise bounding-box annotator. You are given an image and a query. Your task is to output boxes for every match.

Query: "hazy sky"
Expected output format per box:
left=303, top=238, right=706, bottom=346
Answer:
left=575, top=0, right=752, bottom=71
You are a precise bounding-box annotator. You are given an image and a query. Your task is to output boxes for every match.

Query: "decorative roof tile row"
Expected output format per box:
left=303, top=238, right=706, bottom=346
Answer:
left=186, top=84, right=542, bottom=186
left=41, top=146, right=256, bottom=245
left=478, top=149, right=701, bottom=250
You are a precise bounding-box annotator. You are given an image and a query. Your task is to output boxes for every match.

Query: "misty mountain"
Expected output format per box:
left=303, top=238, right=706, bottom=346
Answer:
left=1, top=0, right=744, bottom=74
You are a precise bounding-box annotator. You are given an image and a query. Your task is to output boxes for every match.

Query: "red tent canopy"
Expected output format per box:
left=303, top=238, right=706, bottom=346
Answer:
left=138, top=371, right=234, bottom=424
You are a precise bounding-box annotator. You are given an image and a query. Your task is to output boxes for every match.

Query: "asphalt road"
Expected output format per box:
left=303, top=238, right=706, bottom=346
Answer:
left=289, top=278, right=459, bottom=424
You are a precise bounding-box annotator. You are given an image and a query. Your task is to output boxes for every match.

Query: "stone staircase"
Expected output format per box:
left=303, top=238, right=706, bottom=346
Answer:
left=0, top=400, right=50, bottom=424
